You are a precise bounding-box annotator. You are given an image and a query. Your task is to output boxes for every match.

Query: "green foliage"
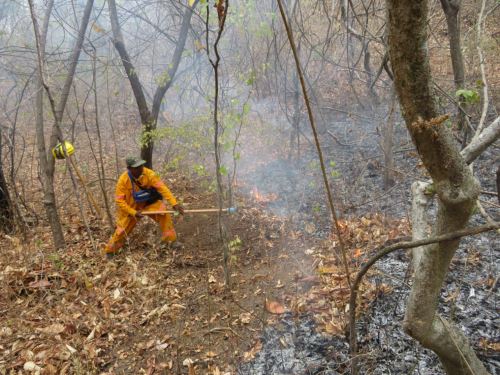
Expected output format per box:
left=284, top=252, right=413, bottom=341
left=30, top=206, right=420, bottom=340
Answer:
left=229, top=235, right=242, bottom=264
left=328, top=160, right=340, bottom=178
left=155, top=71, right=171, bottom=87
left=48, top=253, right=64, bottom=270
left=218, top=165, right=228, bottom=176
left=455, top=89, right=480, bottom=105
left=193, top=164, right=207, bottom=177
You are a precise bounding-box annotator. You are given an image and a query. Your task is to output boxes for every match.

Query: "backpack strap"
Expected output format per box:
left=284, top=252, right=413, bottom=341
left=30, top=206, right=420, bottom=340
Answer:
left=128, top=171, right=147, bottom=189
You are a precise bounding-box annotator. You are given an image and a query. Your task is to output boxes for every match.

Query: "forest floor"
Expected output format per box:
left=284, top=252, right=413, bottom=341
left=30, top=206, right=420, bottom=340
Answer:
left=0, top=104, right=499, bottom=375
left=0, top=169, right=411, bottom=375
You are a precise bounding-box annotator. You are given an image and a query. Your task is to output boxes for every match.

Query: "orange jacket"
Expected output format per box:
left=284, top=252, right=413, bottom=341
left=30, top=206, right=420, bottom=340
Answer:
left=115, top=167, right=177, bottom=217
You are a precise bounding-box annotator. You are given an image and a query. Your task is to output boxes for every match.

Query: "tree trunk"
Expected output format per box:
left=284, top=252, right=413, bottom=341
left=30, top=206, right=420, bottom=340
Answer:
left=0, top=126, right=14, bottom=232
left=108, top=0, right=153, bottom=165
left=382, top=89, right=396, bottom=190
left=32, top=0, right=65, bottom=248
left=440, top=0, right=468, bottom=144
left=386, top=1, right=487, bottom=374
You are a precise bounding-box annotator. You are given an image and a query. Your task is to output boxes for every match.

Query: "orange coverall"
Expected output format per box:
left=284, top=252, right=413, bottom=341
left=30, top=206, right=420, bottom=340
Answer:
left=104, top=167, right=178, bottom=254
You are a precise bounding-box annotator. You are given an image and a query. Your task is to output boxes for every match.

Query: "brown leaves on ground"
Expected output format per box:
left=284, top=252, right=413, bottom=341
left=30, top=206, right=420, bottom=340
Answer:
left=0, top=195, right=316, bottom=374
left=299, top=214, right=409, bottom=337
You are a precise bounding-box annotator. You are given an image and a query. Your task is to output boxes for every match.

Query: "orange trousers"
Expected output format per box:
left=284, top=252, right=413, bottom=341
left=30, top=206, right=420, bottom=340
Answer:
left=104, top=200, right=176, bottom=254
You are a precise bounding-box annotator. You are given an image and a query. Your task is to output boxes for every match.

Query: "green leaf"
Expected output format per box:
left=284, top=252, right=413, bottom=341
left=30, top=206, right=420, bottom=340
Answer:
left=455, top=89, right=480, bottom=105
left=242, top=103, right=251, bottom=115
left=219, top=165, right=228, bottom=176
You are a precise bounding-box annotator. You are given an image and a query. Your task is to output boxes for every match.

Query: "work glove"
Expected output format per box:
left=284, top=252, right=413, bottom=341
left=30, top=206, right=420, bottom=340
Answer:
left=173, top=204, right=185, bottom=215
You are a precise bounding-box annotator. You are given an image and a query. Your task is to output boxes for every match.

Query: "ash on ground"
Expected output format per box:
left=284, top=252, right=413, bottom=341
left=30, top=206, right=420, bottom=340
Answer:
left=240, top=223, right=498, bottom=375
left=238, top=314, right=348, bottom=375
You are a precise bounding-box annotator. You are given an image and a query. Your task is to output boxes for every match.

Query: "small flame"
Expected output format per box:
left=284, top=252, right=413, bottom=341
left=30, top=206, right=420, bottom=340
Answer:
left=251, top=187, right=278, bottom=204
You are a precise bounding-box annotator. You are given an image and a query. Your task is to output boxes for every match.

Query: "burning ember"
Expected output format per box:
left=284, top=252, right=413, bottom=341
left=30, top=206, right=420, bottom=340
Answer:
left=251, top=187, right=278, bottom=204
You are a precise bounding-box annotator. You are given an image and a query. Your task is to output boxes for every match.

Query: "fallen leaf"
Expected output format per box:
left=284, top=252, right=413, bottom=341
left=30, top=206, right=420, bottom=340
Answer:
left=243, top=340, right=262, bottom=361
left=205, top=351, right=217, bottom=358
left=265, top=299, right=285, bottom=314
left=29, top=279, right=51, bottom=288
left=37, top=323, right=65, bottom=335
left=239, top=312, right=251, bottom=324
left=183, top=358, right=194, bottom=367
left=23, top=361, right=41, bottom=372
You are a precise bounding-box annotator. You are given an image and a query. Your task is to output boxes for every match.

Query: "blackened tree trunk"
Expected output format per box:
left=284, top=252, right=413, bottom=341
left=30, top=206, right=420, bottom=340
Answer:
left=387, top=0, right=488, bottom=374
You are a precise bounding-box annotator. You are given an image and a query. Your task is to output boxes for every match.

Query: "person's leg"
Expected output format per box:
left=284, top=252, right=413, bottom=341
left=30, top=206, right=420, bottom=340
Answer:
left=104, top=217, right=137, bottom=254
left=143, top=201, right=177, bottom=244
left=155, top=213, right=177, bottom=243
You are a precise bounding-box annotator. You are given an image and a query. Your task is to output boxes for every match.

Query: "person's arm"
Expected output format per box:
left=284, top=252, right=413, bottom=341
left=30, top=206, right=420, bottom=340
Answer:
left=115, top=175, right=138, bottom=216
left=151, top=174, right=178, bottom=207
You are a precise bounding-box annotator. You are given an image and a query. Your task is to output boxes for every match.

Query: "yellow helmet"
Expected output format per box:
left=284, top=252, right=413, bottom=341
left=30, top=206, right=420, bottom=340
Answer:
left=52, top=141, right=75, bottom=159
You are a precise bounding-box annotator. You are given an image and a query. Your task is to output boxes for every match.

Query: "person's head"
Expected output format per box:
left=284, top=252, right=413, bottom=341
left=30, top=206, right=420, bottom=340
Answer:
left=126, top=156, right=146, bottom=178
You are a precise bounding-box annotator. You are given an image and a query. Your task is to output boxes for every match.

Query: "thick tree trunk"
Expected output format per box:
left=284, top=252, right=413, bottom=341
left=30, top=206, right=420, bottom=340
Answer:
left=386, top=1, right=487, bottom=374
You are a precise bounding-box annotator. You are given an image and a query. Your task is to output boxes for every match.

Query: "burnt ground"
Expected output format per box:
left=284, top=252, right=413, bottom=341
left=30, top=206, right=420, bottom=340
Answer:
left=235, top=106, right=499, bottom=374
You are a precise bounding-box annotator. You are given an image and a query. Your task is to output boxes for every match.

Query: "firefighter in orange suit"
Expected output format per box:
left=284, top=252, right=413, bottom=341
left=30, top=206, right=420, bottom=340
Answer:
left=103, top=156, right=184, bottom=257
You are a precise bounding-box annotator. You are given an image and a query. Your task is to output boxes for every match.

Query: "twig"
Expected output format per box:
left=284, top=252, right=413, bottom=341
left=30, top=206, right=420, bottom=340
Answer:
left=479, top=199, right=500, bottom=208
left=203, top=326, right=240, bottom=338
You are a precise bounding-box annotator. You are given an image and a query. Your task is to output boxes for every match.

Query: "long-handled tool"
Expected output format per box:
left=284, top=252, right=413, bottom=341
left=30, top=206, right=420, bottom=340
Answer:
left=142, top=207, right=237, bottom=215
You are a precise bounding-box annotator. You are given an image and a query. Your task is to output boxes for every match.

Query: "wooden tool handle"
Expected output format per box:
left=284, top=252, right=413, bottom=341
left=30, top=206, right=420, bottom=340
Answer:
left=142, top=208, right=232, bottom=215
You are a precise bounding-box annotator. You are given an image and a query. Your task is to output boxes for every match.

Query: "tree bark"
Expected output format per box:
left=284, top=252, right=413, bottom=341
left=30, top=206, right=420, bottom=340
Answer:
left=440, top=0, right=468, bottom=144
left=387, top=1, right=488, bottom=374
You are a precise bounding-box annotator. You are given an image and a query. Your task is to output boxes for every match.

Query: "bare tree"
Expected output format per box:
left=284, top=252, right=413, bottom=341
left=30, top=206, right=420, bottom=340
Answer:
left=29, top=0, right=95, bottom=248
left=108, top=0, right=199, bottom=168
left=387, top=0, right=498, bottom=374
